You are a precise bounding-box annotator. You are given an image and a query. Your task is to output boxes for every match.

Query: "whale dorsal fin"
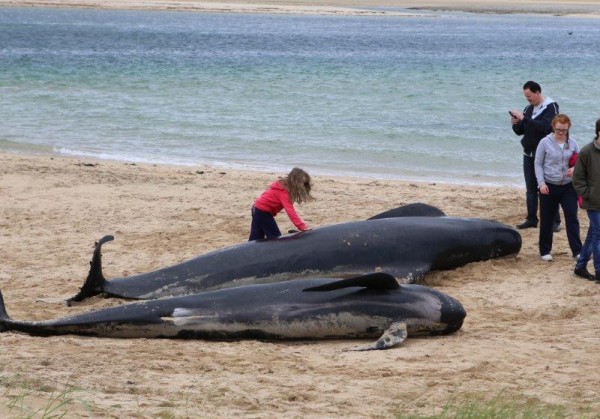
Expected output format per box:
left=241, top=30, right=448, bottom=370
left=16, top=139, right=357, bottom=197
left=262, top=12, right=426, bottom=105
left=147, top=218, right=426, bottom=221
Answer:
left=368, top=203, right=445, bottom=220
left=303, top=272, right=400, bottom=292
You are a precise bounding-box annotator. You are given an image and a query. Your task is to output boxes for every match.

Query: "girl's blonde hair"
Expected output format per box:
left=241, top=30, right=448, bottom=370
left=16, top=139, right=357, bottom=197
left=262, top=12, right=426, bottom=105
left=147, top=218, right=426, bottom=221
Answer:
left=280, top=167, right=314, bottom=204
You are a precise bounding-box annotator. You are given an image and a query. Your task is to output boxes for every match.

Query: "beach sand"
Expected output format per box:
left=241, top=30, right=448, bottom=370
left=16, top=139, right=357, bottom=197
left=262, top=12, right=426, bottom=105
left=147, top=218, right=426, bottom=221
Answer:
left=1, top=152, right=599, bottom=416
left=1, top=0, right=600, bottom=16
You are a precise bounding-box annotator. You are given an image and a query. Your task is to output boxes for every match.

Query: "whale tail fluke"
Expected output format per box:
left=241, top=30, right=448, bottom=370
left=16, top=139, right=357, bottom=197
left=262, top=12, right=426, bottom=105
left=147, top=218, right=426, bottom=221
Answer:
left=0, top=290, right=11, bottom=332
left=66, top=235, right=114, bottom=306
left=0, top=291, right=8, bottom=318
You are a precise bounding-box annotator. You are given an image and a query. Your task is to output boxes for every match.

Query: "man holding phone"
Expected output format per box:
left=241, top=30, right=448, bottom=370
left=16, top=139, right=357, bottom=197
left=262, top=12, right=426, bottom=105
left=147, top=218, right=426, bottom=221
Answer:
left=511, top=81, right=560, bottom=231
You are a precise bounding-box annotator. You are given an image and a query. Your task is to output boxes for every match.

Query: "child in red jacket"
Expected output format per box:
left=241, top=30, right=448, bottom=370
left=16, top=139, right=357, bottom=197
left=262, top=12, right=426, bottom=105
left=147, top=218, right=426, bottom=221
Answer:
left=249, top=167, right=314, bottom=241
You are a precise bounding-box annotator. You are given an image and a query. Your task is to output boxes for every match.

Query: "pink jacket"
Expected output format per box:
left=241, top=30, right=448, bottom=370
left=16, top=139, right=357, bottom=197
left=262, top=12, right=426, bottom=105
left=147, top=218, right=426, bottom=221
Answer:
left=254, top=181, right=308, bottom=231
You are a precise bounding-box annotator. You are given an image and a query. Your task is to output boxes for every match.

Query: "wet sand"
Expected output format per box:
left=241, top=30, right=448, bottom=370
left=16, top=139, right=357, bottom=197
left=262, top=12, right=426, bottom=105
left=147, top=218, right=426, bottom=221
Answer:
left=1, top=0, right=600, bottom=16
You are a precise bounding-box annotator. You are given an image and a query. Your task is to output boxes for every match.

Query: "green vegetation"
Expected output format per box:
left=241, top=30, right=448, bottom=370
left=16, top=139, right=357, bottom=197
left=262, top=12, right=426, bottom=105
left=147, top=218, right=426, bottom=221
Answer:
left=392, top=392, right=599, bottom=419
left=3, top=371, right=599, bottom=419
left=1, top=371, right=93, bottom=419
left=5, top=388, right=74, bottom=418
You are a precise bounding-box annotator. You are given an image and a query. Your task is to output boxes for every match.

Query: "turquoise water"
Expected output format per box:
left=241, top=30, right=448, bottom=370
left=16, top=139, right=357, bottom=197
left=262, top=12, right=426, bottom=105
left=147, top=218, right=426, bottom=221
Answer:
left=1, top=7, right=599, bottom=185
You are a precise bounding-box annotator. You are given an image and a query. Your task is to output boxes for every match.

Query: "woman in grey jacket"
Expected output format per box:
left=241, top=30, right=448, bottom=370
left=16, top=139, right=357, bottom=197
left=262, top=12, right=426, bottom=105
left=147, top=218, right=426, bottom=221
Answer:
left=534, top=114, right=582, bottom=261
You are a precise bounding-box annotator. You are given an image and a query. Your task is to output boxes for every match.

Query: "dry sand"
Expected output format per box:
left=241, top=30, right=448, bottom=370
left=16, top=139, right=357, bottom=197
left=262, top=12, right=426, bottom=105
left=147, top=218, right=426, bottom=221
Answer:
left=1, top=0, right=600, bottom=16
left=1, top=152, right=599, bottom=416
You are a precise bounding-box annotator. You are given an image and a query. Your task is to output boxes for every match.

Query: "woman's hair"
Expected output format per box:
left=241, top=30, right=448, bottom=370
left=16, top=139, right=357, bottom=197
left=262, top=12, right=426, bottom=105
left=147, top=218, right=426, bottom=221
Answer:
left=552, top=114, right=572, bottom=130
left=595, top=118, right=600, bottom=141
left=280, top=167, right=314, bottom=204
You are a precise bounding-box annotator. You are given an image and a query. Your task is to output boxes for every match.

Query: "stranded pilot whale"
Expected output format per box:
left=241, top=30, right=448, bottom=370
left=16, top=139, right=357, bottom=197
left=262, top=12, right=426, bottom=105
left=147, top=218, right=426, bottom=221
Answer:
left=1, top=273, right=467, bottom=350
left=67, top=217, right=521, bottom=304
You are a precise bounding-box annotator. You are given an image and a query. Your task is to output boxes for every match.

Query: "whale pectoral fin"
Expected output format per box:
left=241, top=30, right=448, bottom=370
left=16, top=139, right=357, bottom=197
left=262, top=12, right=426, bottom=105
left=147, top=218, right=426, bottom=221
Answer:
left=303, top=272, right=399, bottom=292
left=386, top=264, right=431, bottom=285
left=66, top=235, right=114, bottom=306
left=349, top=322, right=408, bottom=351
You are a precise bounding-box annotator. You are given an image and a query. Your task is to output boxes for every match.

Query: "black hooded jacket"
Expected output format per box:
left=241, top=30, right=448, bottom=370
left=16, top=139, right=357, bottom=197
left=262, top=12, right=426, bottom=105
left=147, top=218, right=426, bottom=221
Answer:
left=512, top=98, right=559, bottom=156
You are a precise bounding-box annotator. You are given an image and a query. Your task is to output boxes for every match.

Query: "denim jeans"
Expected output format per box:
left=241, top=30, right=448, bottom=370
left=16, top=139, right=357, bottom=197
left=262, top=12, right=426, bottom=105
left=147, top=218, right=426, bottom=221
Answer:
left=523, top=154, right=560, bottom=225
left=575, top=210, right=600, bottom=273
left=538, top=183, right=581, bottom=257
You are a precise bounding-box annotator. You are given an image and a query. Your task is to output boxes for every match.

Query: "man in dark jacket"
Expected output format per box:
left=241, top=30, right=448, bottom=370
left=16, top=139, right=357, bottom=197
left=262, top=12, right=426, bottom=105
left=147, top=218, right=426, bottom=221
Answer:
left=573, top=118, right=600, bottom=283
left=511, top=80, right=560, bottom=231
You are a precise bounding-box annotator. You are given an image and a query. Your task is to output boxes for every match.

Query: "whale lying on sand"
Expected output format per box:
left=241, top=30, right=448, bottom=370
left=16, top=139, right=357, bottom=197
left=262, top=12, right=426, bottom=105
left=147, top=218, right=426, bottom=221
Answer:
left=1, top=273, right=467, bottom=350
left=67, top=217, right=521, bottom=303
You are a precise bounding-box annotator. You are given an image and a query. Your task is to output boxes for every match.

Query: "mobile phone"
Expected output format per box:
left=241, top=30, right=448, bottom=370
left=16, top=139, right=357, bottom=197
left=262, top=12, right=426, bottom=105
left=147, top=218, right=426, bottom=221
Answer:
left=509, top=111, right=517, bottom=118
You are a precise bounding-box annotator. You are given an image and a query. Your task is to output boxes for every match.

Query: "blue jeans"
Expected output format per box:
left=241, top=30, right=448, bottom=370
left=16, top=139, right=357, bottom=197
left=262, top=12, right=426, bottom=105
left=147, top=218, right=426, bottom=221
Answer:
left=575, top=210, right=600, bottom=273
left=523, top=155, right=560, bottom=226
left=538, top=183, right=581, bottom=257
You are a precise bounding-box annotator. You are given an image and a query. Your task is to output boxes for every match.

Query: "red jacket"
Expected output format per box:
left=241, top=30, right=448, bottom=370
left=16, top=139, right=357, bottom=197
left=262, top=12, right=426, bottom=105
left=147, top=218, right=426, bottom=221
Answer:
left=254, top=181, right=308, bottom=231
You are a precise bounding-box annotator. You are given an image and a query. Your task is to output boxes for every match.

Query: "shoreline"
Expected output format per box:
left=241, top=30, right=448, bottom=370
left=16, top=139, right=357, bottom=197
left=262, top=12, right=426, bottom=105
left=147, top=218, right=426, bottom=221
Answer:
left=0, top=148, right=524, bottom=188
left=1, top=0, right=600, bottom=17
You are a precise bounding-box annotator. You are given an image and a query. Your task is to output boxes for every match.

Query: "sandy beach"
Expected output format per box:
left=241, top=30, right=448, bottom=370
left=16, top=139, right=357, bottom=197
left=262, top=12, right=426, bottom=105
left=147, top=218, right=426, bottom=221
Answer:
left=1, top=0, right=600, bottom=16
left=2, top=1, right=600, bottom=416
left=1, top=152, right=599, bottom=416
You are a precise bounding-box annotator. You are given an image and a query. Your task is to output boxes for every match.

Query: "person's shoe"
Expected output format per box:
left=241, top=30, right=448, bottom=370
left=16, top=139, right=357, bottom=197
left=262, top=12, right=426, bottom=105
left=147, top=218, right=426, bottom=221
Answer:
left=595, top=273, right=600, bottom=284
left=553, top=223, right=561, bottom=233
left=574, top=268, right=595, bottom=280
left=540, top=254, right=553, bottom=262
left=517, top=220, right=537, bottom=229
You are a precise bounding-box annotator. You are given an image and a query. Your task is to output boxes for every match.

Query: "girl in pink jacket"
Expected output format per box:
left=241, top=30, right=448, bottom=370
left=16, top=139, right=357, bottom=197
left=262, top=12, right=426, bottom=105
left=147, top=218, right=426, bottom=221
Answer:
left=249, top=167, right=314, bottom=241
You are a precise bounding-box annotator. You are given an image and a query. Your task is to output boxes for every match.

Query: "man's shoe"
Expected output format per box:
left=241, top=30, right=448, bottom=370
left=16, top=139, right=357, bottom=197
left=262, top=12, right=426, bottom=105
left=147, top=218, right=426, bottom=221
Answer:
left=540, top=254, right=553, bottom=262
left=517, top=220, right=537, bottom=229
left=574, top=268, right=595, bottom=280
left=553, top=223, right=561, bottom=233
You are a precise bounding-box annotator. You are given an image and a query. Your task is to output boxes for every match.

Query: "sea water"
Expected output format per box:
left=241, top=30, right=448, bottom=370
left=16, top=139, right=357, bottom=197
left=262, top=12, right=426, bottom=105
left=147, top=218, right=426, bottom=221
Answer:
left=1, top=7, right=599, bottom=185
